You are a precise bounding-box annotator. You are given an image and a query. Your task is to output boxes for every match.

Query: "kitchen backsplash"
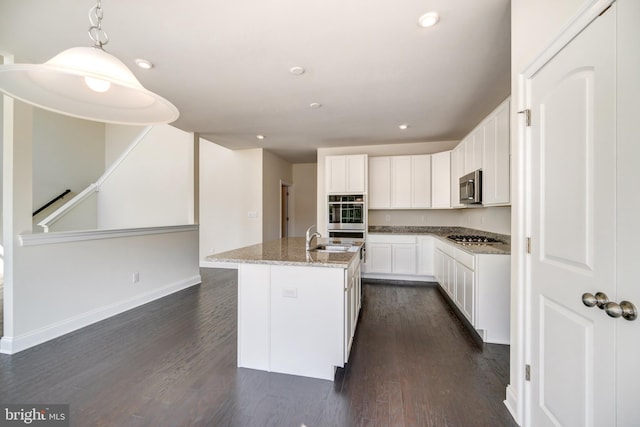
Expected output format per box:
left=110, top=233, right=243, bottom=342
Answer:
left=368, top=206, right=511, bottom=236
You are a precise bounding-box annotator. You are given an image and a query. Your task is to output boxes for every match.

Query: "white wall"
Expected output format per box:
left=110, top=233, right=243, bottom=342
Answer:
left=262, top=150, right=292, bottom=242
left=3, top=228, right=199, bottom=353
left=98, top=125, right=194, bottom=229
left=507, top=0, right=590, bottom=423
left=1, top=100, right=200, bottom=354
left=199, top=140, right=263, bottom=260
left=291, top=163, right=317, bottom=237
left=105, top=124, right=144, bottom=167
left=32, top=109, right=104, bottom=219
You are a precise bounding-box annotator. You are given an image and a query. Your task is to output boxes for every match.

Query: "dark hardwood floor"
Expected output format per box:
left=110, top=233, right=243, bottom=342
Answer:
left=0, top=268, right=517, bottom=427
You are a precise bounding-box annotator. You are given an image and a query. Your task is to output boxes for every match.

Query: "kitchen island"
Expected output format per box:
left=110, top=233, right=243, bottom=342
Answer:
left=206, top=237, right=362, bottom=381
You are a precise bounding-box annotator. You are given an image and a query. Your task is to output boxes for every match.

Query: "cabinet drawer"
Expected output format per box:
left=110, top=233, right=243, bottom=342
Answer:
left=439, top=240, right=456, bottom=257
left=455, top=248, right=475, bottom=270
left=367, top=234, right=416, bottom=244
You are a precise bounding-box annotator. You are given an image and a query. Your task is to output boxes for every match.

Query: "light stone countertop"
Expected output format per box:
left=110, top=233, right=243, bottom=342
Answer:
left=368, top=225, right=511, bottom=255
left=206, top=237, right=362, bottom=268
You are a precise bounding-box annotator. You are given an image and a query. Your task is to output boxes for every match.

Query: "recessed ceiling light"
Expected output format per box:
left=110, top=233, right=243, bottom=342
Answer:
left=418, top=12, right=440, bottom=28
left=309, top=102, right=322, bottom=109
left=134, top=58, right=154, bottom=70
left=289, top=66, right=306, bottom=76
left=256, top=135, right=265, bottom=140
left=399, top=123, right=409, bottom=130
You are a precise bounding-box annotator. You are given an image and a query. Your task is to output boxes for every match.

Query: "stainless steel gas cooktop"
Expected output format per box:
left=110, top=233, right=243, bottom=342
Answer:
left=447, top=235, right=503, bottom=245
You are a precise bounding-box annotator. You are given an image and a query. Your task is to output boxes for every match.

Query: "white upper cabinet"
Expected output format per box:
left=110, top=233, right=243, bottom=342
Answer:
left=431, top=151, right=451, bottom=208
left=450, top=144, right=464, bottom=208
left=368, top=156, right=391, bottom=208
left=411, top=155, right=432, bottom=208
left=455, top=97, right=511, bottom=206
left=326, top=154, right=368, bottom=194
left=368, top=155, right=431, bottom=209
left=482, top=98, right=510, bottom=205
left=464, top=128, right=484, bottom=174
left=390, top=156, right=412, bottom=208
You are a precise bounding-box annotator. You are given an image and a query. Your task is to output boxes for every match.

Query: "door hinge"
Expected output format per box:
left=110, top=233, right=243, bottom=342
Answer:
left=526, top=237, right=532, bottom=254
left=518, top=109, right=531, bottom=127
left=525, top=364, right=531, bottom=381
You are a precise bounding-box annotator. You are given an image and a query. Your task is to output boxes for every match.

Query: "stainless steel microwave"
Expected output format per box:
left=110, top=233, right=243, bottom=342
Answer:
left=460, top=170, right=482, bottom=205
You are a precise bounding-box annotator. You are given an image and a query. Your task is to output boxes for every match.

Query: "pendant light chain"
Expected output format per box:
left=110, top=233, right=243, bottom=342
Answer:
left=88, top=0, right=109, bottom=49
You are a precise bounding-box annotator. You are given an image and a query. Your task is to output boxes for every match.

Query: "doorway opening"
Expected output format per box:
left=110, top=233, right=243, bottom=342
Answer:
left=280, top=182, right=291, bottom=238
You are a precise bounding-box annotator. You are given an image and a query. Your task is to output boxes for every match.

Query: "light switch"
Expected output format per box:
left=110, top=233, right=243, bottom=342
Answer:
left=282, top=288, right=298, bottom=298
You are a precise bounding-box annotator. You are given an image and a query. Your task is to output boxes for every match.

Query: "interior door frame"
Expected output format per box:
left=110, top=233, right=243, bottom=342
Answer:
left=511, top=1, right=616, bottom=425
left=279, top=180, right=292, bottom=238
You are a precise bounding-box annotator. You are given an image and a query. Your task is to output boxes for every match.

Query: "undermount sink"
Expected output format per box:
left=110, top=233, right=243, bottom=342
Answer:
left=310, top=244, right=359, bottom=253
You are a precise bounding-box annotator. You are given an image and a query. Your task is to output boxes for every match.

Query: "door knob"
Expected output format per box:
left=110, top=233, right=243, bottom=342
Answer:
left=604, top=301, right=637, bottom=320
left=585, top=294, right=638, bottom=321
left=604, top=302, right=622, bottom=318
left=581, top=292, right=610, bottom=309
left=582, top=293, right=597, bottom=307
left=620, top=301, right=637, bottom=321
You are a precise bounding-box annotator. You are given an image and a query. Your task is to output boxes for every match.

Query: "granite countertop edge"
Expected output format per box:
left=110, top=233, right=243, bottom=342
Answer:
left=206, top=237, right=362, bottom=268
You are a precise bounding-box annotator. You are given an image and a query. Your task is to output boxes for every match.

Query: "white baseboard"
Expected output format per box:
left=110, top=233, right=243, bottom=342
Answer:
left=362, top=273, right=435, bottom=282
left=504, top=384, right=522, bottom=426
left=0, top=274, right=201, bottom=355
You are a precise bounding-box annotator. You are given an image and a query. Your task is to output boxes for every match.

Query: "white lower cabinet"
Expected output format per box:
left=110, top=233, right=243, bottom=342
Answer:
left=365, top=234, right=421, bottom=277
left=417, top=236, right=434, bottom=276
left=434, top=240, right=510, bottom=344
left=364, top=234, right=434, bottom=280
left=392, top=243, right=416, bottom=275
left=366, top=242, right=392, bottom=274
left=455, top=261, right=474, bottom=322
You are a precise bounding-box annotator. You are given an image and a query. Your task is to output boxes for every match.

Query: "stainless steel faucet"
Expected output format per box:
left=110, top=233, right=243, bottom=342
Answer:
left=305, top=225, right=321, bottom=251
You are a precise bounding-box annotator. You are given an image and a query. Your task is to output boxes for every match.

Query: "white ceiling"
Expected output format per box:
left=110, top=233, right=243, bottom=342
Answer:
left=0, top=0, right=511, bottom=163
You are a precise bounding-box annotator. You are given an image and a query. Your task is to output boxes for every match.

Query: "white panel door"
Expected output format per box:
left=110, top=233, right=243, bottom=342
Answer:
left=528, top=7, right=616, bottom=427
left=616, top=0, right=640, bottom=423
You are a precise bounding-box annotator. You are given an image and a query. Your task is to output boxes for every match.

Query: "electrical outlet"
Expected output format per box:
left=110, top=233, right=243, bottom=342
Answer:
left=132, top=272, right=140, bottom=283
left=385, top=214, right=391, bottom=222
left=480, top=215, right=485, bottom=225
left=421, top=215, right=427, bottom=222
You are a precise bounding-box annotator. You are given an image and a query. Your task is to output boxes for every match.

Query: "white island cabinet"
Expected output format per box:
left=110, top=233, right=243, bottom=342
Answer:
left=208, top=237, right=362, bottom=381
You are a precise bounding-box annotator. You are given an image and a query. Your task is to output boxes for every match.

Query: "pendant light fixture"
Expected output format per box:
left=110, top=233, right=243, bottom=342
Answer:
left=0, top=1, right=179, bottom=125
